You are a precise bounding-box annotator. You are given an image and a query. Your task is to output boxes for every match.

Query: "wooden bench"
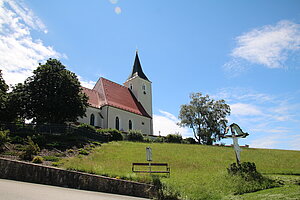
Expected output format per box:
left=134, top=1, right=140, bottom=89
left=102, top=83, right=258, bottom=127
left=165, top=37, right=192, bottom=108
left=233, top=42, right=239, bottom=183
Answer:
left=132, top=163, right=170, bottom=176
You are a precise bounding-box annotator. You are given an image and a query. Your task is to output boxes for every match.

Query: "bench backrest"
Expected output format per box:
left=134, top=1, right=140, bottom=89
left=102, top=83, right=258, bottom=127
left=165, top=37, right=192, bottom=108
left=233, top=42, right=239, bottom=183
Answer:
left=132, top=163, right=168, bottom=166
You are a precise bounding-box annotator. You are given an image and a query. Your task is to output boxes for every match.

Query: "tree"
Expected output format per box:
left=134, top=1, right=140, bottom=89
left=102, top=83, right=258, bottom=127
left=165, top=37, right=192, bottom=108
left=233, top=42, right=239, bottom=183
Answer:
left=23, top=58, right=88, bottom=124
left=6, top=83, right=29, bottom=122
left=0, top=70, right=9, bottom=122
left=178, top=93, right=230, bottom=145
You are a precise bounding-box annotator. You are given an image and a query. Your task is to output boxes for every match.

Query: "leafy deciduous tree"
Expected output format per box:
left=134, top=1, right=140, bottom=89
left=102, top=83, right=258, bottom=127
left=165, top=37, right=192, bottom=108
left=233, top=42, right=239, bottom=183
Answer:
left=0, top=70, right=9, bottom=122
left=6, top=83, right=29, bottom=122
left=178, top=93, right=230, bottom=145
left=23, top=59, right=88, bottom=124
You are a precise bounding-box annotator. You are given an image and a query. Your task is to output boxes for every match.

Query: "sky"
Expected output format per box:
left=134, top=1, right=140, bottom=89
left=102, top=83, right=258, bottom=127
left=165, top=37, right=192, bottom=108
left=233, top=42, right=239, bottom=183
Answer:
left=1, top=0, right=300, bottom=150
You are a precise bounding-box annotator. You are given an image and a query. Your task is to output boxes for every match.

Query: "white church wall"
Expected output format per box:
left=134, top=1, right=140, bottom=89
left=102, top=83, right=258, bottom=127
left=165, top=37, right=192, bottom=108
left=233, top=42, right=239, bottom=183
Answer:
left=105, top=106, right=152, bottom=135
left=77, top=106, right=102, bottom=128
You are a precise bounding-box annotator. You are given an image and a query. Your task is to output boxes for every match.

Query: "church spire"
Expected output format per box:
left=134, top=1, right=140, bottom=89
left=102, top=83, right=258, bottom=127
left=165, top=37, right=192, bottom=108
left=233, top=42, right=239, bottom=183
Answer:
left=128, top=51, right=149, bottom=81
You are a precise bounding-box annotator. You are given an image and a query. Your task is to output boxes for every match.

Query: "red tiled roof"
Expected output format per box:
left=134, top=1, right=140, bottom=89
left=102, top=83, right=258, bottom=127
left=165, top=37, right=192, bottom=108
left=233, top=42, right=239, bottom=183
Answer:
left=81, top=87, right=101, bottom=108
left=82, top=77, right=151, bottom=118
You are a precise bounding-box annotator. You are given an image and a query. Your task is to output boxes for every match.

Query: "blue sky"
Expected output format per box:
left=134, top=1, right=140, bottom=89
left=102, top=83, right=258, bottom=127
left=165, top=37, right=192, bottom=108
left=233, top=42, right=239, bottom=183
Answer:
left=1, top=0, right=300, bottom=150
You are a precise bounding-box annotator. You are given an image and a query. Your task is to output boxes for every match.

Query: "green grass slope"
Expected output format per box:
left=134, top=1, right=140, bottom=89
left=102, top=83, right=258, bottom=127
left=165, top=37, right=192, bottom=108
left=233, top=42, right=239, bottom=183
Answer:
left=61, top=142, right=300, bottom=199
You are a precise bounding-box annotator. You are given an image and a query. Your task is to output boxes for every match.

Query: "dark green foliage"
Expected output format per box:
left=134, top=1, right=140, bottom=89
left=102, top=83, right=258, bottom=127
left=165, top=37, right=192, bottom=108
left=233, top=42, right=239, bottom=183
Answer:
left=32, top=156, right=44, bottom=163
left=127, top=130, right=144, bottom=142
left=77, top=123, right=96, bottom=132
left=184, top=137, right=197, bottom=144
left=31, top=134, right=46, bottom=147
left=227, top=162, right=277, bottom=194
left=5, top=83, right=29, bottom=122
left=97, top=129, right=123, bottom=141
left=228, top=162, right=263, bottom=181
left=154, top=137, right=165, bottom=143
left=20, top=136, right=40, bottom=160
left=0, top=70, right=9, bottom=122
left=178, top=92, right=230, bottom=145
left=0, top=130, right=10, bottom=149
left=110, top=130, right=123, bottom=141
left=165, top=133, right=182, bottom=143
left=20, top=59, right=88, bottom=124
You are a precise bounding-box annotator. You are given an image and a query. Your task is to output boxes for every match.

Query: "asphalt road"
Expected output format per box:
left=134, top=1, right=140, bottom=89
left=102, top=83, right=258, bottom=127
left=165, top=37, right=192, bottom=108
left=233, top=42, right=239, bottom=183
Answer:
left=0, top=179, right=149, bottom=200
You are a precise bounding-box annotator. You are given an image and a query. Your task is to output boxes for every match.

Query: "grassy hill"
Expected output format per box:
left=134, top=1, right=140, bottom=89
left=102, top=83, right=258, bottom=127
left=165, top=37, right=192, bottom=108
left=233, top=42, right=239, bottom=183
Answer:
left=60, top=142, right=300, bottom=199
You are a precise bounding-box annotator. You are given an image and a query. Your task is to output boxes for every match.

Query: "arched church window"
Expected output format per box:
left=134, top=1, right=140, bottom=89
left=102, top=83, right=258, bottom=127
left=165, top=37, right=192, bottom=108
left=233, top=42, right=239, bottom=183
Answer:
left=129, top=120, right=132, bottom=130
left=142, top=84, right=146, bottom=94
left=90, top=114, right=95, bottom=126
left=115, top=116, right=120, bottom=130
left=130, top=84, right=133, bottom=90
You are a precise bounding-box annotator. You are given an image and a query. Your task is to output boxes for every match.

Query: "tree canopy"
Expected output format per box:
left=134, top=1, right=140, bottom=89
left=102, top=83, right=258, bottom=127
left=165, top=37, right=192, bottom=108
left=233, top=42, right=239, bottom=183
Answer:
left=20, top=59, right=88, bottom=124
left=0, top=70, right=9, bottom=122
left=178, top=93, right=231, bottom=145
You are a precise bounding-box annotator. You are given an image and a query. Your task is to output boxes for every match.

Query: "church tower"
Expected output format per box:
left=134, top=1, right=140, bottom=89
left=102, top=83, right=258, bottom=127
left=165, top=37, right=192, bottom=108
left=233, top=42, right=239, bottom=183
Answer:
left=124, top=51, right=152, bottom=118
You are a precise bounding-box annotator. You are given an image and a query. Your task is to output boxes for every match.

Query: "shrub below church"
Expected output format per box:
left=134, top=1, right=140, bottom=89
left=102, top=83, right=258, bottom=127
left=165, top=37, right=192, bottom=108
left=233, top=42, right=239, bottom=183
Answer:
left=183, top=137, right=196, bottom=144
left=127, top=130, right=144, bottom=142
left=20, top=136, right=40, bottom=160
left=97, top=129, right=123, bottom=141
left=77, top=123, right=96, bottom=132
left=165, top=133, right=182, bottom=143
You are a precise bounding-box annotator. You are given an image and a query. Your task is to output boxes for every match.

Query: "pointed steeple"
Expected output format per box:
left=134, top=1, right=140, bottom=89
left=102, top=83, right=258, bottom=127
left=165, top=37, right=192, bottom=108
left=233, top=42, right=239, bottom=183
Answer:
left=128, top=51, right=149, bottom=81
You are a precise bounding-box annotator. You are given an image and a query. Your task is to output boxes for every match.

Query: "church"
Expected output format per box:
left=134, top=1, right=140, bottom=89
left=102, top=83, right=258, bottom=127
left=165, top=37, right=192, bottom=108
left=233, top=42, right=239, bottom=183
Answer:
left=78, top=52, right=153, bottom=135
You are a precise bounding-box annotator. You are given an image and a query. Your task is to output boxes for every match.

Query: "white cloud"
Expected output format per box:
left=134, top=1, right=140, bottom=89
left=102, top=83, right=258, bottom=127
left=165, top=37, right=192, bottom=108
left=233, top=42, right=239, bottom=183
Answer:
left=4, top=0, right=47, bottom=33
left=78, top=76, right=96, bottom=89
left=115, top=6, right=121, bottom=14
left=288, top=135, right=300, bottom=150
left=249, top=134, right=283, bottom=149
left=249, top=133, right=300, bottom=150
left=215, top=87, right=274, bottom=104
left=153, top=110, right=192, bottom=137
left=109, top=0, right=118, bottom=4
left=224, top=20, right=300, bottom=71
left=214, top=87, right=300, bottom=150
left=0, top=0, right=62, bottom=86
left=230, top=103, right=263, bottom=116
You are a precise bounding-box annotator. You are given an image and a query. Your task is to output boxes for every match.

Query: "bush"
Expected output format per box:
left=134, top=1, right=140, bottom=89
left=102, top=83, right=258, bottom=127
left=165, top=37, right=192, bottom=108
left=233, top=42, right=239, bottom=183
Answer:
left=32, top=156, right=44, bottom=163
left=165, top=133, right=182, bottom=143
left=19, top=136, right=40, bottom=160
left=77, top=123, right=96, bottom=132
left=227, top=162, right=277, bottom=194
left=10, top=135, right=24, bottom=144
left=184, top=137, right=197, bottom=144
left=32, top=134, right=46, bottom=147
left=127, top=130, right=144, bottom=142
left=97, top=129, right=123, bottom=141
left=154, top=137, right=164, bottom=143
left=227, top=162, right=263, bottom=181
left=0, top=130, right=10, bottom=148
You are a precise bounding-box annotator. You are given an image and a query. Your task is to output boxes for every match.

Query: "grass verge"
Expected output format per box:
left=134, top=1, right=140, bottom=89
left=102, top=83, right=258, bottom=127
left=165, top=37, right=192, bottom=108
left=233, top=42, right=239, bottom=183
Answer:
left=60, top=142, right=300, bottom=200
